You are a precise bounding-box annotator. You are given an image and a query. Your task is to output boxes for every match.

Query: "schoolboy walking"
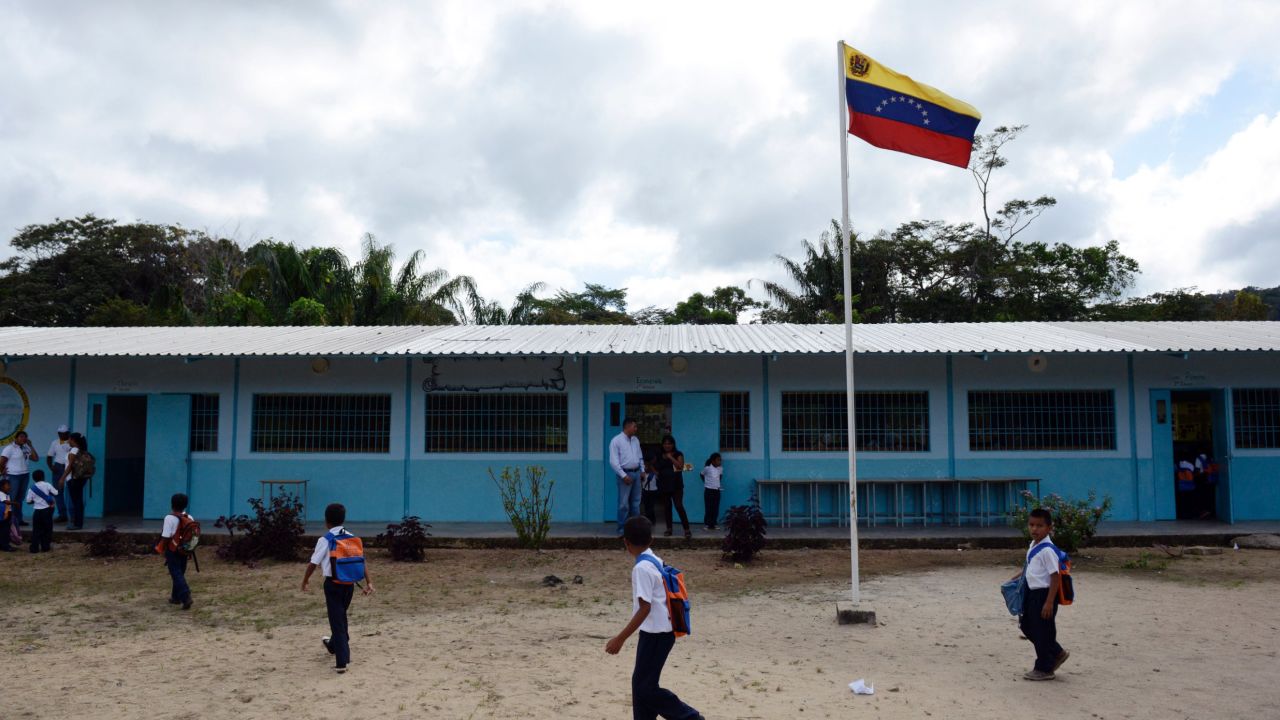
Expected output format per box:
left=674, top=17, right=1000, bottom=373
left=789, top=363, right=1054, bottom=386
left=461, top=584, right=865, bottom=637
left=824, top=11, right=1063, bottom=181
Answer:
left=301, top=503, right=374, bottom=673
left=605, top=515, right=704, bottom=720
left=24, top=469, right=57, bottom=553
left=157, top=493, right=196, bottom=610
left=1012, top=507, right=1070, bottom=680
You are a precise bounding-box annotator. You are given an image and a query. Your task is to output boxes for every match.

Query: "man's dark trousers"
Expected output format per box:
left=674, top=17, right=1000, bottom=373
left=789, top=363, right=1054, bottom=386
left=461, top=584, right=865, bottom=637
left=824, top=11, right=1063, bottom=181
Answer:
left=632, top=630, right=699, bottom=720
left=1019, top=587, right=1063, bottom=672
left=324, top=578, right=355, bottom=667
left=165, top=549, right=191, bottom=603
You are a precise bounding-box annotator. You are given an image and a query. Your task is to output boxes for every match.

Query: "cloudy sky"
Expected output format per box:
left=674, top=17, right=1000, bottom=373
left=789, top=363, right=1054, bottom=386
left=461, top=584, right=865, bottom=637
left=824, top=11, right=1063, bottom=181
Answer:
left=3, top=1, right=1279, bottom=311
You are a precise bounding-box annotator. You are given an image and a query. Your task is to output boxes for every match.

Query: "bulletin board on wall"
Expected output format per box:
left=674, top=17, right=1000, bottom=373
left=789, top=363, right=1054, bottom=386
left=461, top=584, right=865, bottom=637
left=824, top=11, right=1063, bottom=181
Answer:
left=1172, top=400, right=1212, bottom=443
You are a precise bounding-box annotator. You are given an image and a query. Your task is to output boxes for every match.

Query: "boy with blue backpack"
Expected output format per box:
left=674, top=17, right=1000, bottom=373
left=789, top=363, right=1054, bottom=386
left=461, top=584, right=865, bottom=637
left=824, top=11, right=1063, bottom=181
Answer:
left=606, top=515, right=703, bottom=720
left=24, top=469, right=57, bottom=553
left=1010, top=508, right=1071, bottom=681
left=301, top=503, right=374, bottom=674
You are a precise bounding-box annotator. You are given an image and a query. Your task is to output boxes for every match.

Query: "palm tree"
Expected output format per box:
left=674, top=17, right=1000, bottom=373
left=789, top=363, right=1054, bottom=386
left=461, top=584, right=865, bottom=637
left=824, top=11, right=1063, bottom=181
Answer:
left=466, top=282, right=548, bottom=325
left=352, top=234, right=476, bottom=325
left=755, top=223, right=859, bottom=323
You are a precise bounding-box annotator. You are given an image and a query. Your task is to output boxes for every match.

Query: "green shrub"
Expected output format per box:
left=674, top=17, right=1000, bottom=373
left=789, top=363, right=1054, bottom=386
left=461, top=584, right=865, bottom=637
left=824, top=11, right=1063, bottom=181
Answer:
left=490, top=465, right=554, bottom=550
left=1009, top=490, right=1112, bottom=553
left=722, top=497, right=768, bottom=562
left=84, top=525, right=144, bottom=557
left=214, top=495, right=306, bottom=563
left=376, top=516, right=432, bottom=562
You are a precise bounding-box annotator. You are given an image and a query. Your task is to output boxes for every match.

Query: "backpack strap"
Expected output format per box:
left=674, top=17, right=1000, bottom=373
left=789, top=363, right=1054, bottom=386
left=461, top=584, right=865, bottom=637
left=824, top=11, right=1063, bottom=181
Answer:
left=636, top=554, right=663, bottom=571
left=30, top=484, right=53, bottom=504
left=1027, top=541, right=1064, bottom=567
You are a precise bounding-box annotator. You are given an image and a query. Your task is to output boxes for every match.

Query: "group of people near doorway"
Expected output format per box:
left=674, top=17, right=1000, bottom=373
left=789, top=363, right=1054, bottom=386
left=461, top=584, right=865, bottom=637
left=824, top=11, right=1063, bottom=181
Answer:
left=0, top=425, right=94, bottom=552
left=610, top=418, right=724, bottom=539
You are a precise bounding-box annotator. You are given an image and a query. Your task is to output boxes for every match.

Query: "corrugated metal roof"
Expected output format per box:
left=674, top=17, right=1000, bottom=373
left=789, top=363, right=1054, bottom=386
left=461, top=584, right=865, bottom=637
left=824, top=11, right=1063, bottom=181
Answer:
left=0, top=322, right=1277, bottom=357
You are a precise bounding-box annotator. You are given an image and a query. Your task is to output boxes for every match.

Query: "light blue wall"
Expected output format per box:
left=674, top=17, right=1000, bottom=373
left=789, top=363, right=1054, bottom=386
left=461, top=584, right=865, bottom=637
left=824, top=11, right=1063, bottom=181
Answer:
left=3, top=349, right=1278, bottom=523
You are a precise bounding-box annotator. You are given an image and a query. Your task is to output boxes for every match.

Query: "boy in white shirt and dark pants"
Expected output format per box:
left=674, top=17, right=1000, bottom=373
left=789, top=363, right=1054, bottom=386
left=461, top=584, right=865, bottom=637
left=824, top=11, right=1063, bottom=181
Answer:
left=24, top=469, right=57, bottom=553
left=301, top=503, right=375, bottom=673
left=606, top=515, right=704, bottom=720
left=1014, top=508, right=1070, bottom=680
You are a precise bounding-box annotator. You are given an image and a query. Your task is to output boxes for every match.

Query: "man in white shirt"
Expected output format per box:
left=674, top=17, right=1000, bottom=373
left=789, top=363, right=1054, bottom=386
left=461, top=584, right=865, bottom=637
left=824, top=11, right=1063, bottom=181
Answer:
left=609, top=418, right=644, bottom=536
left=46, top=425, right=73, bottom=523
left=0, top=431, right=39, bottom=527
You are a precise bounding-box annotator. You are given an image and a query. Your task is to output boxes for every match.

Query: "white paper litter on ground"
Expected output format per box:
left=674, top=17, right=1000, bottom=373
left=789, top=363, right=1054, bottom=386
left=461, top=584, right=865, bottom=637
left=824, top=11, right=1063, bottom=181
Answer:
left=849, top=679, right=874, bottom=695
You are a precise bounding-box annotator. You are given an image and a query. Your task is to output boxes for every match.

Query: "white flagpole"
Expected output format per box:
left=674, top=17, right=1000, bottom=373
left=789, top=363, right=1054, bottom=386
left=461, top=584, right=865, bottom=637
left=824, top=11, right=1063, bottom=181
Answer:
left=836, top=40, right=860, bottom=605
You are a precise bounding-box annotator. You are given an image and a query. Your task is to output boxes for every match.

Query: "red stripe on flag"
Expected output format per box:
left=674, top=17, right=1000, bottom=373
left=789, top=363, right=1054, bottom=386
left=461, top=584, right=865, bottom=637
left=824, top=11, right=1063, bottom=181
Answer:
left=848, top=110, right=974, bottom=168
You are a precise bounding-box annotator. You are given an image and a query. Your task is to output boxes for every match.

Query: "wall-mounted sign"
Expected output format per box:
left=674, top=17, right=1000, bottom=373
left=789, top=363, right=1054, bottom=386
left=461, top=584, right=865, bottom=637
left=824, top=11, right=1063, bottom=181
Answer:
left=0, top=377, right=31, bottom=444
left=1171, top=372, right=1209, bottom=388
left=634, top=376, right=664, bottom=390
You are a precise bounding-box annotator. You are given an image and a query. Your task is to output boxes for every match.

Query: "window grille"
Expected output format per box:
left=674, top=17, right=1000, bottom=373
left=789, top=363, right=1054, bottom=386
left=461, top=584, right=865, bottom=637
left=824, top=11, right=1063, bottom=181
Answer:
left=968, top=390, right=1116, bottom=452
left=189, top=394, right=219, bottom=453
left=251, top=394, right=391, bottom=453
left=719, top=392, right=750, bottom=452
left=1233, top=388, right=1280, bottom=449
left=780, top=391, right=930, bottom=452
left=426, top=393, right=568, bottom=453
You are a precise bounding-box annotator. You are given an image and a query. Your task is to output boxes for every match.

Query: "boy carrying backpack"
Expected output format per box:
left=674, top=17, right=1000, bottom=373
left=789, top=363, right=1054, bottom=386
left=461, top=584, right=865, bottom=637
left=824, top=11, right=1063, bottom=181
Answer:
left=156, top=493, right=200, bottom=609
left=1008, top=508, right=1072, bottom=681
left=301, top=503, right=374, bottom=674
left=606, top=515, right=704, bottom=720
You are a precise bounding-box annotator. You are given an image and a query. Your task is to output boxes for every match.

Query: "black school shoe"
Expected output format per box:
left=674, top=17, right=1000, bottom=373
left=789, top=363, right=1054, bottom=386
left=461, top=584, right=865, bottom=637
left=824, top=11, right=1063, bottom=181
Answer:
left=322, top=636, right=334, bottom=654
left=181, top=599, right=193, bottom=610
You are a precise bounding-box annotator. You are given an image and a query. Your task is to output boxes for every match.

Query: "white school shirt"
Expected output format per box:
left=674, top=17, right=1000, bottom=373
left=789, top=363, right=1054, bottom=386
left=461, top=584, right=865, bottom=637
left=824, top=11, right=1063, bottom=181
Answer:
left=1025, top=536, right=1060, bottom=590
left=632, top=549, right=673, bottom=634
left=1, top=443, right=33, bottom=475
left=701, top=465, right=722, bottom=490
left=48, top=438, right=71, bottom=466
left=160, top=513, right=186, bottom=539
left=25, top=480, right=59, bottom=510
left=609, top=432, right=643, bottom=479
left=309, top=525, right=346, bottom=577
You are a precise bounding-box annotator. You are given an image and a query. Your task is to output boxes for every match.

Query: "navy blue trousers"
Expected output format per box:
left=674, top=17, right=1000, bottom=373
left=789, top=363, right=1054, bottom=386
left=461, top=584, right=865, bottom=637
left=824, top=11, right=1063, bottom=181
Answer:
left=165, top=549, right=191, bottom=603
left=1019, top=587, right=1063, bottom=672
left=324, top=578, right=355, bottom=667
left=632, top=631, right=699, bottom=720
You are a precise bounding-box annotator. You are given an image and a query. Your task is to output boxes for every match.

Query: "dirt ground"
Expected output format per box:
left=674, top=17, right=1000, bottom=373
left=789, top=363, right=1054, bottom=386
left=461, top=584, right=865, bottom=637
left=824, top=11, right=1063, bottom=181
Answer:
left=4, top=541, right=1278, bottom=720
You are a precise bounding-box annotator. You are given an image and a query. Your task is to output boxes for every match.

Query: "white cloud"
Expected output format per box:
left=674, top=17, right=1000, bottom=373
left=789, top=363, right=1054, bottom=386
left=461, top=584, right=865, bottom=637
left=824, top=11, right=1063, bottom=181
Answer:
left=2, top=0, right=1280, bottom=313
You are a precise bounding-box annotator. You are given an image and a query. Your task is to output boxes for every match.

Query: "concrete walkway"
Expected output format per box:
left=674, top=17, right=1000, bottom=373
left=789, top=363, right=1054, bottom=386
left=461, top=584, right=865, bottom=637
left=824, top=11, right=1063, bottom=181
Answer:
left=35, top=517, right=1280, bottom=550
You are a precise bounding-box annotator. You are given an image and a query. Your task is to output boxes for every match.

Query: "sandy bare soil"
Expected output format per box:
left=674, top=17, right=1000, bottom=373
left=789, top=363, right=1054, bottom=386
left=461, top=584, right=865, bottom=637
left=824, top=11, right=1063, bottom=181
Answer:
left=4, top=542, right=1278, bottom=719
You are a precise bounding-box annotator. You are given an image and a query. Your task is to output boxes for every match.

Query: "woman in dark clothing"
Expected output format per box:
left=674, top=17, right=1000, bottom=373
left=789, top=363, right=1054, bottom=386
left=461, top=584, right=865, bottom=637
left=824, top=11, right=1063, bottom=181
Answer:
left=655, top=434, right=692, bottom=539
left=61, top=434, right=90, bottom=530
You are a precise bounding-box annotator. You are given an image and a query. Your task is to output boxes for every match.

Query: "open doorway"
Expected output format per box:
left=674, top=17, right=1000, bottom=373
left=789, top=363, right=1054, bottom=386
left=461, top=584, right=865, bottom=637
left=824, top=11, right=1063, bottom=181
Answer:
left=104, top=396, right=148, bottom=516
left=625, top=393, right=672, bottom=460
left=1170, top=391, right=1221, bottom=520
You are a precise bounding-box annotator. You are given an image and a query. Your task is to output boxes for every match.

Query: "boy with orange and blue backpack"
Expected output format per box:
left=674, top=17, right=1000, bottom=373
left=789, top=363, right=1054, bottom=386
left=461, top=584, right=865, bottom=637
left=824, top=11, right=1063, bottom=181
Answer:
left=1010, top=508, right=1072, bottom=681
left=301, top=503, right=374, bottom=674
left=605, top=515, right=703, bottom=720
left=156, top=493, right=201, bottom=609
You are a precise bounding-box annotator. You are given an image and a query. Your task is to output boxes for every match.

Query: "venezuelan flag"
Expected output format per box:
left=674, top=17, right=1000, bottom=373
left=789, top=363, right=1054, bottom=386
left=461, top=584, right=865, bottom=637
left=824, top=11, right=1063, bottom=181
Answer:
left=843, top=44, right=981, bottom=168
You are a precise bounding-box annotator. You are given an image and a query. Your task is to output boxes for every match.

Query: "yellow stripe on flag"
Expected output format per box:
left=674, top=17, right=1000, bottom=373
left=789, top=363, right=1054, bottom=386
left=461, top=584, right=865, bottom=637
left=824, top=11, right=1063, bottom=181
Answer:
left=844, top=45, right=981, bottom=120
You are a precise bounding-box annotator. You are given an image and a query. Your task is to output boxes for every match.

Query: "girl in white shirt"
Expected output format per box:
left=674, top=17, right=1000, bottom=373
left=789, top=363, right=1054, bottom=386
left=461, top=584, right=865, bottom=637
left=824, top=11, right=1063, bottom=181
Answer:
left=701, top=453, right=723, bottom=530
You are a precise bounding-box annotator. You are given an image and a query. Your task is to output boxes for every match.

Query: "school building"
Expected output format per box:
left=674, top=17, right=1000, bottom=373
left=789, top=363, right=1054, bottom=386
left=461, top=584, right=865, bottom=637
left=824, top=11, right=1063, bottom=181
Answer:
left=0, top=322, right=1277, bottom=526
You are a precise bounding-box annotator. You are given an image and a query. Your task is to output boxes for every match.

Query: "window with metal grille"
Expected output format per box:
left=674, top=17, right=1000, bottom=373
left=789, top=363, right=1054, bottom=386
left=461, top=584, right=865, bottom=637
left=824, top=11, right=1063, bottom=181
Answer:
left=426, top=393, right=568, bottom=453
left=780, top=391, right=930, bottom=452
left=968, top=390, right=1116, bottom=452
left=719, top=392, right=750, bottom=452
left=1233, top=388, right=1280, bottom=449
left=251, top=394, right=391, bottom=453
left=189, top=394, right=219, bottom=453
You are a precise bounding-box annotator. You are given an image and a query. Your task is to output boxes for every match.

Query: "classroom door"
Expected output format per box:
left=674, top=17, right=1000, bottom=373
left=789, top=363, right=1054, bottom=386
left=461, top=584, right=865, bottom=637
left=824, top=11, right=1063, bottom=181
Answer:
left=602, top=392, right=625, bottom=521
left=672, top=392, right=721, bottom=526
left=1149, top=389, right=1175, bottom=520
left=83, top=394, right=107, bottom=519
left=144, top=394, right=191, bottom=519
left=103, top=396, right=147, bottom=516
left=1210, top=390, right=1233, bottom=523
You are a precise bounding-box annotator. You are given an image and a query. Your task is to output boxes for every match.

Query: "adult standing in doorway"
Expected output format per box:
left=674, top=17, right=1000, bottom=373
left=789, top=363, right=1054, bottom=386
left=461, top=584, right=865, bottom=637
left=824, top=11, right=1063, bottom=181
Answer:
left=47, top=425, right=73, bottom=523
left=609, top=417, right=644, bottom=536
left=655, top=434, right=692, bottom=540
left=0, top=431, right=39, bottom=527
left=60, top=434, right=90, bottom=530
